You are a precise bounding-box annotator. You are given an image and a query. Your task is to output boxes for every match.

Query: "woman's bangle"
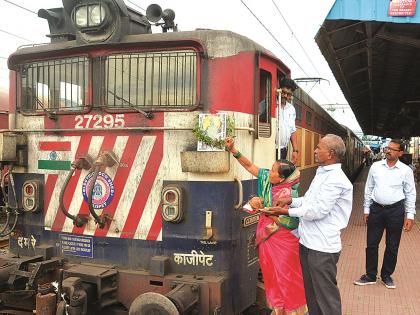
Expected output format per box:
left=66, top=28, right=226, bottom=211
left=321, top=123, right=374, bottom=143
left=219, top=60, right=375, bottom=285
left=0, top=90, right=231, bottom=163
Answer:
left=233, top=151, right=242, bottom=159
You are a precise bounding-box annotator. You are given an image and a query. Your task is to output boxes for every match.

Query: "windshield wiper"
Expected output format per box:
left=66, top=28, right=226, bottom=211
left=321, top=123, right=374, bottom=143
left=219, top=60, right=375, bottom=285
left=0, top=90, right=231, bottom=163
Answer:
left=36, top=97, right=57, bottom=120
left=108, top=91, right=154, bottom=120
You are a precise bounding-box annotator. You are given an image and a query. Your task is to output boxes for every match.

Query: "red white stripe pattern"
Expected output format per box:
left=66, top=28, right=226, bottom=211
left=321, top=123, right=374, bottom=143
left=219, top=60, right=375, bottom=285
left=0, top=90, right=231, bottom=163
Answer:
left=43, top=134, right=164, bottom=241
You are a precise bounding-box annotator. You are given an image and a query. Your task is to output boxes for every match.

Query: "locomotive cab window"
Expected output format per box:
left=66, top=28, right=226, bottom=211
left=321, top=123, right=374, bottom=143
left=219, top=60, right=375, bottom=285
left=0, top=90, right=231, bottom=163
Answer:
left=105, top=50, right=198, bottom=109
left=19, top=57, right=89, bottom=112
left=258, top=70, right=272, bottom=137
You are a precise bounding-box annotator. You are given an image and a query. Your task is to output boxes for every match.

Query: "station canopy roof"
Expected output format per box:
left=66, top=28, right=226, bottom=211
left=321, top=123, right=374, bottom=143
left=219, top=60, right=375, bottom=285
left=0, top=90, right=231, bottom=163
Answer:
left=316, top=0, right=420, bottom=138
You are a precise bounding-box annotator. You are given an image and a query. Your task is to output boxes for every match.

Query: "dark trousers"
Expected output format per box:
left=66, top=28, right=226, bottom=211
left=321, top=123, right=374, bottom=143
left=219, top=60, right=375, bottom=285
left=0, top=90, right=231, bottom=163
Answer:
left=299, top=244, right=341, bottom=315
left=276, top=147, right=287, bottom=160
left=366, top=201, right=405, bottom=280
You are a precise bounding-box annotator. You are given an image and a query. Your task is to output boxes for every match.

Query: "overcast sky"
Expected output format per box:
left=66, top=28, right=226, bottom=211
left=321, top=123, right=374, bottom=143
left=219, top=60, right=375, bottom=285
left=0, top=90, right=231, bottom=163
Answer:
left=0, top=0, right=362, bottom=132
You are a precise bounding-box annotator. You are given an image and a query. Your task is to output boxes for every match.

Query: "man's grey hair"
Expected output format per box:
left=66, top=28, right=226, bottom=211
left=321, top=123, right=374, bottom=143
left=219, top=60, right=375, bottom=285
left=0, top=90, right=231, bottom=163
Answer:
left=323, top=134, right=346, bottom=161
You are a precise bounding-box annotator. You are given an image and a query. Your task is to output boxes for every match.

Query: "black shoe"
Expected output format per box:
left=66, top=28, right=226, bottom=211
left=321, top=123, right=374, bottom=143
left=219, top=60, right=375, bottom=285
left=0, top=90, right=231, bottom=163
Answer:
left=353, top=274, right=376, bottom=286
left=381, top=276, right=396, bottom=289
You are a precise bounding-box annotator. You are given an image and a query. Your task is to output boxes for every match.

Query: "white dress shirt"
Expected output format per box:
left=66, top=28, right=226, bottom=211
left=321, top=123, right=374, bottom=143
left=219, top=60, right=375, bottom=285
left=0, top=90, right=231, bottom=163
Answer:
left=364, top=159, right=416, bottom=219
left=288, top=163, right=353, bottom=253
left=276, top=101, right=296, bottom=149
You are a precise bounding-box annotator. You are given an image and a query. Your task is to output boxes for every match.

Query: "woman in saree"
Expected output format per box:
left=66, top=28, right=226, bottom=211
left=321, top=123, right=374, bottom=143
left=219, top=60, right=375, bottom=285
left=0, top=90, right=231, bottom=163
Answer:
left=225, top=137, right=307, bottom=315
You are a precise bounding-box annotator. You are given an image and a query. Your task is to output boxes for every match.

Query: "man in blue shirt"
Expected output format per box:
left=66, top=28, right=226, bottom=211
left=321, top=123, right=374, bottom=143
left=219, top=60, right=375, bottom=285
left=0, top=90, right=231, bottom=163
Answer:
left=354, top=139, right=416, bottom=289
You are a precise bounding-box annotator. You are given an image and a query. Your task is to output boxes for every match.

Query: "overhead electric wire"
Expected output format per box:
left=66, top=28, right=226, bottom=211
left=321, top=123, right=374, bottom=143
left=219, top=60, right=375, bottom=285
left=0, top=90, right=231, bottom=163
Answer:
left=2, top=0, right=37, bottom=15
left=240, top=0, right=309, bottom=77
left=0, top=29, right=33, bottom=42
left=270, top=0, right=333, bottom=104
left=126, top=0, right=146, bottom=12
left=271, top=0, right=322, bottom=77
left=241, top=0, right=334, bottom=104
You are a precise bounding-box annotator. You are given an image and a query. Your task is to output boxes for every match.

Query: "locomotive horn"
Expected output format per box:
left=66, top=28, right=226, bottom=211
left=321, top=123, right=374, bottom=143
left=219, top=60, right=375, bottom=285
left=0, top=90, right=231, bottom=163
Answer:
left=38, top=9, right=63, bottom=27
left=162, top=9, right=175, bottom=24
left=146, top=4, right=163, bottom=23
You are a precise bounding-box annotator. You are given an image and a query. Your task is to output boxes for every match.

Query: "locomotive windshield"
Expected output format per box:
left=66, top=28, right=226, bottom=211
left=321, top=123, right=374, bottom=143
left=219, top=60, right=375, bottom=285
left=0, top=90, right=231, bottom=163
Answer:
left=105, top=50, right=198, bottom=109
left=20, top=57, right=89, bottom=112
left=17, top=50, right=198, bottom=114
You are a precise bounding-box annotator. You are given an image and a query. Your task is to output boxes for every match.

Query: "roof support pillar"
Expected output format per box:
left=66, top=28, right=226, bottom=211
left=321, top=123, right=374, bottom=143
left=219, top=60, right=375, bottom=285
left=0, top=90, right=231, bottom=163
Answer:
left=365, top=23, right=374, bottom=134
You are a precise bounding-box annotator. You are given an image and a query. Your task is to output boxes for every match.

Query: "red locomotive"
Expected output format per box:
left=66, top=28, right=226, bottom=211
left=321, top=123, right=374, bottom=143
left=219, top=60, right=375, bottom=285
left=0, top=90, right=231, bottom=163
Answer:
left=0, top=1, right=363, bottom=314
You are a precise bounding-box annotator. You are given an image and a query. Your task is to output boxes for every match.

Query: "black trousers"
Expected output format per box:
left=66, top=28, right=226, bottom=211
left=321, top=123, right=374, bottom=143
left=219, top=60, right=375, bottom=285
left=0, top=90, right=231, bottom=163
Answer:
left=276, top=147, right=287, bottom=160
left=299, top=244, right=341, bottom=315
left=366, top=201, right=405, bottom=280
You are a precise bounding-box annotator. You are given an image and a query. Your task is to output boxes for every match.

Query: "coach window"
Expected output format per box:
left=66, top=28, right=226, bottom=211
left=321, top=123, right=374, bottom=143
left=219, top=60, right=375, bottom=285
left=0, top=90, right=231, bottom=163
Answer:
left=20, top=57, right=89, bottom=112
left=258, top=70, right=272, bottom=137
left=314, top=117, right=320, bottom=131
left=105, top=50, right=198, bottom=109
left=306, top=110, right=312, bottom=126
left=295, top=104, right=302, bottom=121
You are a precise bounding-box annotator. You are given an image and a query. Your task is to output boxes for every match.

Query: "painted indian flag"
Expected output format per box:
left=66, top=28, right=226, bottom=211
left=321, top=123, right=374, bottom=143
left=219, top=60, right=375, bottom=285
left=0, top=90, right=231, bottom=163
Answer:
left=38, top=141, right=72, bottom=171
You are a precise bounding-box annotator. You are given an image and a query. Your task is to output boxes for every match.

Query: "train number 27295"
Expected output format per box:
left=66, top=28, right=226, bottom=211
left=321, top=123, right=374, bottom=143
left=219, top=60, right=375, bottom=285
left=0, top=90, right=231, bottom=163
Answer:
left=75, top=114, right=125, bottom=129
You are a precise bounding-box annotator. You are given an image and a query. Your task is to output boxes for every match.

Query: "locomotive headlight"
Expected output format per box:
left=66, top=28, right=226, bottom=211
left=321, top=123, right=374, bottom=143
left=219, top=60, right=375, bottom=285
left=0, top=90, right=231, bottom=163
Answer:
left=161, top=186, right=183, bottom=223
left=73, top=3, right=108, bottom=30
left=75, top=7, right=88, bottom=27
left=89, top=5, right=105, bottom=26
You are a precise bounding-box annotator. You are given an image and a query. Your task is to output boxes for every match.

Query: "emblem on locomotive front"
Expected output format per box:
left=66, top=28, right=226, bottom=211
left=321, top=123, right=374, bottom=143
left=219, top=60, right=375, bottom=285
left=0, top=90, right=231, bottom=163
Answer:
left=49, top=151, right=58, bottom=160
left=82, top=172, right=115, bottom=209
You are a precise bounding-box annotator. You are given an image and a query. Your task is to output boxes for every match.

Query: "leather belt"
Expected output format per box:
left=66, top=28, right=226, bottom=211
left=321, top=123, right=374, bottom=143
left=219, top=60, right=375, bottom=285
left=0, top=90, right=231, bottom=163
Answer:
left=372, top=200, right=403, bottom=209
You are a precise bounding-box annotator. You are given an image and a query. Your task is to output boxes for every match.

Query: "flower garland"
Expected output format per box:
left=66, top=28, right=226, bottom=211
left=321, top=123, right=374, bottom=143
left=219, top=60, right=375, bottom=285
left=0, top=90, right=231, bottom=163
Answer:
left=192, top=115, right=235, bottom=149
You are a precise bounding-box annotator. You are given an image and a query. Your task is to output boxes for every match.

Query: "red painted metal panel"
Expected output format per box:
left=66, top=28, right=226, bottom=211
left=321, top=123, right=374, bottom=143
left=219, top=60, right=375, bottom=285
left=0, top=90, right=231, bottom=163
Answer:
left=207, top=52, right=255, bottom=114
left=39, top=141, right=72, bottom=151
left=44, top=112, right=164, bottom=131
left=146, top=205, right=163, bottom=241
left=120, top=133, right=163, bottom=239
left=93, top=135, right=143, bottom=237
left=44, top=174, right=58, bottom=216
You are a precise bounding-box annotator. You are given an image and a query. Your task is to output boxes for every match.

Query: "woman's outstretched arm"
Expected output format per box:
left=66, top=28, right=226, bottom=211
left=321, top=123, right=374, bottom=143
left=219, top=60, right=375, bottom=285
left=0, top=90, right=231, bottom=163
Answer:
left=225, top=137, right=259, bottom=177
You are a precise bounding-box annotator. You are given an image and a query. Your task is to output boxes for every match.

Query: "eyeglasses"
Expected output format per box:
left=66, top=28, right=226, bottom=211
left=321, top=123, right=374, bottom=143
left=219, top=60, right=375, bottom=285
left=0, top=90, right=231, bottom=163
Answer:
left=384, top=146, right=401, bottom=152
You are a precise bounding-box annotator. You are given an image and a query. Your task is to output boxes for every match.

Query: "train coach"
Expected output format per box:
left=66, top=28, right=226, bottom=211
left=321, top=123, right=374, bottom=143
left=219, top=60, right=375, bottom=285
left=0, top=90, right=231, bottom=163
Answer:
left=290, top=88, right=363, bottom=191
left=0, top=1, right=363, bottom=314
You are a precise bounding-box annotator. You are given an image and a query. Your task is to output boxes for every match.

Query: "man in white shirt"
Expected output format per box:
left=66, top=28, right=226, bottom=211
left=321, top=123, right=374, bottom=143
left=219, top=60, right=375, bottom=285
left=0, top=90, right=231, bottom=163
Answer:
left=354, top=139, right=416, bottom=289
left=265, top=134, right=353, bottom=315
left=277, top=78, right=298, bottom=164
